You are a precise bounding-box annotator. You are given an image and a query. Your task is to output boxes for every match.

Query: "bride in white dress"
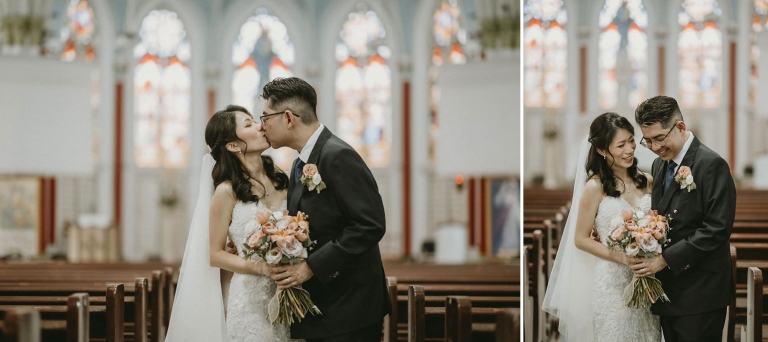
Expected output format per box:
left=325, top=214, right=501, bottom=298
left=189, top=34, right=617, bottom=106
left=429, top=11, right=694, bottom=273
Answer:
left=543, top=112, right=661, bottom=341
left=165, top=105, right=303, bottom=341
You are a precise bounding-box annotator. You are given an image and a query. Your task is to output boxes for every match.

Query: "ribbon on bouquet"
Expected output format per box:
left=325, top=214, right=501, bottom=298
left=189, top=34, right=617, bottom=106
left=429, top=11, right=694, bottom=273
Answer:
left=623, top=276, right=670, bottom=309
left=267, top=285, right=320, bottom=324
left=267, top=288, right=282, bottom=324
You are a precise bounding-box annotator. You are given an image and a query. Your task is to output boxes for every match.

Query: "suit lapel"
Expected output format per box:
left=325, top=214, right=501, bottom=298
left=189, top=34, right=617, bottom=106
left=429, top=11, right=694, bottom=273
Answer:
left=656, top=137, right=701, bottom=213
left=287, top=127, right=333, bottom=213
left=652, top=158, right=664, bottom=209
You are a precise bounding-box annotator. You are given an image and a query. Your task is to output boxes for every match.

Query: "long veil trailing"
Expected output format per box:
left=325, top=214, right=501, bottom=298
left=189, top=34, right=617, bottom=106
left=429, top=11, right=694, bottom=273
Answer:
left=166, top=154, right=228, bottom=341
left=542, top=135, right=595, bottom=341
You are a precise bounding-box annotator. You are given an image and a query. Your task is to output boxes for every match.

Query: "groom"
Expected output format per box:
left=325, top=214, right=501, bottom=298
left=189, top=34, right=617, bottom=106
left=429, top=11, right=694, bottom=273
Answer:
left=258, top=77, right=390, bottom=341
left=631, top=96, right=736, bottom=342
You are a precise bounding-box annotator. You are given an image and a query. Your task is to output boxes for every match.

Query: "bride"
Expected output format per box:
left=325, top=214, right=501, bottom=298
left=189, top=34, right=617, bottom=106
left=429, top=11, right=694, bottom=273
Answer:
left=543, top=112, right=661, bottom=341
left=165, top=105, right=303, bottom=341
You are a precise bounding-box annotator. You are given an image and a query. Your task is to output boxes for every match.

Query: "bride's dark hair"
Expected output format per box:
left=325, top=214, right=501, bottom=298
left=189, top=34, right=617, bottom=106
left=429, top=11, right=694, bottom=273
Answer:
left=205, top=105, right=289, bottom=203
left=586, top=112, right=648, bottom=197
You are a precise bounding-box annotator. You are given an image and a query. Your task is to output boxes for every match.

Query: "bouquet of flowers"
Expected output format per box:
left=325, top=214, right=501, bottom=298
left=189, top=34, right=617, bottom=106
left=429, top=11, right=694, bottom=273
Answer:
left=242, top=208, right=321, bottom=324
left=605, top=208, right=672, bottom=308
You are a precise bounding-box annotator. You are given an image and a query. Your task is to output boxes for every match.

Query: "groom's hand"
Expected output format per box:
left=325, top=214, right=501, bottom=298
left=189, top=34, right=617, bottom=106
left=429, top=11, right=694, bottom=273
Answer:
left=630, top=255, right=668, bottom=277
left=268, top=261, right=314, bottom=290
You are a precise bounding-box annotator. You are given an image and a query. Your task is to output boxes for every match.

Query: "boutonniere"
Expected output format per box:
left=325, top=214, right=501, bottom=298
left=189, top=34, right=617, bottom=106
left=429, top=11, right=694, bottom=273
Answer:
left=674, top=166, right=697, bottom=192
left=300, top=164, right=327, bottom=194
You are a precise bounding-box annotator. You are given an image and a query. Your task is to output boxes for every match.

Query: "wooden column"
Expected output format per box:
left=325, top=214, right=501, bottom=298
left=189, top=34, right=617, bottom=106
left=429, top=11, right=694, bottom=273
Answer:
left=580, top=46, right=587, bottom=114
left=402, top=81, right=412, bottom=257
left=114, top=82, right=123, bottom=228
left=658, top=45, right=666, bottom=95
left=728, top=42, right=736, bottom=173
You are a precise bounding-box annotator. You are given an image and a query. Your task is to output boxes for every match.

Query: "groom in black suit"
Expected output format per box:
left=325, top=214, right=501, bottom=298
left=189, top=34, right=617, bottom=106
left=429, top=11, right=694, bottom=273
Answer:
left=258, top=77, right=390, bottom=341
left=631, top=96, right=736, bottom=342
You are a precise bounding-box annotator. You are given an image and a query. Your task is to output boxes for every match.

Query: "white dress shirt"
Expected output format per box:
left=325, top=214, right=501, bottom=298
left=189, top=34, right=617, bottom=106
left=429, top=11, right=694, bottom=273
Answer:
left=670, top=131, right=694, bottom=173
left=298, top=123, right=325, bottom=163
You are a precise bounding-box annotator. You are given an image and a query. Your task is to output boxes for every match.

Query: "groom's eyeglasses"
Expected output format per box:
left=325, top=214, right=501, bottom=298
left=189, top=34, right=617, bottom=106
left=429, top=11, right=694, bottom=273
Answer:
left=640, top=123, right=678, bottom=149
left=259, top=111, right=301, bottom=125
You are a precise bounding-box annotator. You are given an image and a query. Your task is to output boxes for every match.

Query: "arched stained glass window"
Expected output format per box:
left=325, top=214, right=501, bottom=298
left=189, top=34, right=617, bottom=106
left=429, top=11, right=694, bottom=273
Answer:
left=750, top=0, right=768, bottom=106
left=335, top=6, right=392, bottom=168
left=429, top=1, right=466, bottom=162
left=598, top=0, right=648, bottom=109
left=231, top=8, right=296, bottom=169
left=61, top=0, right=96, bottom=61
left=133, top=10, right=191, bottom=169
left=678, top=0, right=722, bottom=109
left=523, top=0, right=567, bottom=108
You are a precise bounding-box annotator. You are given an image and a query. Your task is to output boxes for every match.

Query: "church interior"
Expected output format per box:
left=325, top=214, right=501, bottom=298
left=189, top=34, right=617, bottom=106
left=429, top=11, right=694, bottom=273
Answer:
left=0, top=0, right=520, bottom=341
left=523, top=0, right=768, bottom=341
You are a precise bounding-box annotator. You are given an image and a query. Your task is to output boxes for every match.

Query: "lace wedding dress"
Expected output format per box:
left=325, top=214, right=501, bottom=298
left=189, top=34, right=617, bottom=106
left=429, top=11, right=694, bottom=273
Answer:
left=593, top=193, right=661, bottom=342
left=226, top=200, right=304, bottom=342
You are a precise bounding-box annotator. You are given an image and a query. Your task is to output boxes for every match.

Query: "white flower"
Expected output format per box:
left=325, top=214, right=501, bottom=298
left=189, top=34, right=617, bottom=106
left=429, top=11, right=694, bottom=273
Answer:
left=282, top=240, right=304, bottom=258
left=312, top=173, right=322, bottom=185
left=244, top=220, right=259, bottom=235
left=276, top=219, right=288, bottom=230
left=639, top=238, right=659, bottom=253
left=637, top=219, right=650, bottom=228
left=610, top=217, right=625, bottom=230
left=655, top=244, right=662, bottom=254
left=272, top=211, right=284, bottom=221
left=686, top=175, right=693, bottom=184
left=626, top=243, right=639, bottom=257
left=265, top=247, right=282, bottom=264
left=307, top=182, right=317, bottom=191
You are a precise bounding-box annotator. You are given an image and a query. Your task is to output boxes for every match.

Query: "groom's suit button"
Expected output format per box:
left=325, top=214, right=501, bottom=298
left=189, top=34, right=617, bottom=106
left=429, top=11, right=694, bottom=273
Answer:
left=331, top=271, right=340, bottom=278
left=674, top=210, right=678, bottom=214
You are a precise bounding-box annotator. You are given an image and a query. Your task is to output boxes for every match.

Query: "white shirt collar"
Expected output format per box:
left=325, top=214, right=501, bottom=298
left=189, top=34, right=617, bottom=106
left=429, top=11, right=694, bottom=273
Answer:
left=671, top=131, right=694, bottom=170
left=298, top=124, right=325, bottom=163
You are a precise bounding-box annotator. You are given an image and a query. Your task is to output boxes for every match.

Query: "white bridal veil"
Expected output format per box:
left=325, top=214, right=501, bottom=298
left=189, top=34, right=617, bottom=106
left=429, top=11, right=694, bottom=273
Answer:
left=542, top=135, right=595, bottom=341
left=165, top=154, right=228, bottom=342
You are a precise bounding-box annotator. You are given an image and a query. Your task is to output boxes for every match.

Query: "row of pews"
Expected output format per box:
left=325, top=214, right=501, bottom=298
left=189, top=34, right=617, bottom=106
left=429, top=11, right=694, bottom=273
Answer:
left=0, top=262, right=176, bottom=342
left=0, top=261, right=519, bottom=341
left=382, top=262, right=520, bottom=341
left=523, top=188, right=768, bottom=342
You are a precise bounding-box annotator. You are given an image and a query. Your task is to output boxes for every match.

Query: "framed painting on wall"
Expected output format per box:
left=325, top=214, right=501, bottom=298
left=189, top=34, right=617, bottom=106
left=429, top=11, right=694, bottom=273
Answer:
left=0, top=176, right=41, bottom=257
left=486, top=177, right=520, bottom=258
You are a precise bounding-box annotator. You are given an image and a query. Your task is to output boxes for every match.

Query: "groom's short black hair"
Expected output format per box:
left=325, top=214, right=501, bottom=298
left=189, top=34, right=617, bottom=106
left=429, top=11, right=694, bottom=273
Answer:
left=634, top=95, right=684, bottom=129
left=261, top=77, right=318, bottom=125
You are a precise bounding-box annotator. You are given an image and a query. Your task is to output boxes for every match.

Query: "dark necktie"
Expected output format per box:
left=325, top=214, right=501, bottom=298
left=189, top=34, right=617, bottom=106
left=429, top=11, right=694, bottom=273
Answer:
left=294, top=159, right=306, bottom=184
left=665, top=160, right=678, bottom=190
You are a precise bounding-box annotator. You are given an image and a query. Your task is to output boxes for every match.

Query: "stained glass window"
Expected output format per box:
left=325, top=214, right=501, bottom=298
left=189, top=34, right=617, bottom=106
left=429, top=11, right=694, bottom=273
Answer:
left=335, top=6, right=392, bottom=168
left=524, top=0, right=567, bottom=108
left=231, top=8, right=296, bottom=169
left=133, top=10, right=191, bottom=168
left=597, top=0, right=648, bottom=109
left=429, top=1, right=467, bottom=161
left=678, top=0, right=722, bottom=108
left=61, top=0, right=96, bottom=61
left=751, top=0, right=768, bottom=106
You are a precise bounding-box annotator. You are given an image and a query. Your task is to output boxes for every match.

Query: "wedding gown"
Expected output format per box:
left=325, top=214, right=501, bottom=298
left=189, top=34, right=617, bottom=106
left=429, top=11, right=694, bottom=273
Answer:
left=226, top=199, right=304, bottom=342
left=593, top=193, right=661, bottom=342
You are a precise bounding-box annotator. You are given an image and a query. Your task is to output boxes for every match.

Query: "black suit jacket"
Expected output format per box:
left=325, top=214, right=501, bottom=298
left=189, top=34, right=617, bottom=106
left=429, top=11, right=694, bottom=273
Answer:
left=651, top=136, right=736, bottom=316
left=288, top=127, right=390, bottom=339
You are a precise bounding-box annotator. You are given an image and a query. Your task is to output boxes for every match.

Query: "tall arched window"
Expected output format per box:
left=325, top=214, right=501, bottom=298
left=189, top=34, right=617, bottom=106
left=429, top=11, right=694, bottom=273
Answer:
left=751, top=0, right=767, bottom=107
left=231, top=7, right=296, bottom=169
left=61, top=0, right=96, bottom=62
left=678, top=0, right=722, bottom=109
left=523, top=0, right=566, bottom=108
left=429, top=0, right=466, bottom=161
left=598, top=0, right=648, bottom=109
left=335, top=5, right=392, bottom=168
left=133, top=10, right=191, bottom=169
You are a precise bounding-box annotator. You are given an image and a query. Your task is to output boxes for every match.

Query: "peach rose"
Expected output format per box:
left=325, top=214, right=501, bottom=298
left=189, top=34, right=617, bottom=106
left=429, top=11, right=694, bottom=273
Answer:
left=248, top=230, right=264, bottom=248
left=611, top=226, right=627, bottom=241
left=651, top=226, right=665, bottom=240
left=303, top=164, right=318, bottom=177
left=255, top=209, right=271, bottom=225
left=621, top=209, right=634, bottom=221
left=677, top=166, right=692, bottom=178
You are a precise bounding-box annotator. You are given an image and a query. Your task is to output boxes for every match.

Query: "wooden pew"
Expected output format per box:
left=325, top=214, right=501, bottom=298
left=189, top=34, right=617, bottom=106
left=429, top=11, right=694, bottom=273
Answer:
left=1, top=306, right=41, bottom=342
left=740, top=267, right=763, bottom=342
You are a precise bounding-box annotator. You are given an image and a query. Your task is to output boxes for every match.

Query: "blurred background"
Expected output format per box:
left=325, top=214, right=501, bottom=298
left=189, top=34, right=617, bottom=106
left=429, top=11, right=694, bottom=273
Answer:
left=0, top=0, right=520, bottom=265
